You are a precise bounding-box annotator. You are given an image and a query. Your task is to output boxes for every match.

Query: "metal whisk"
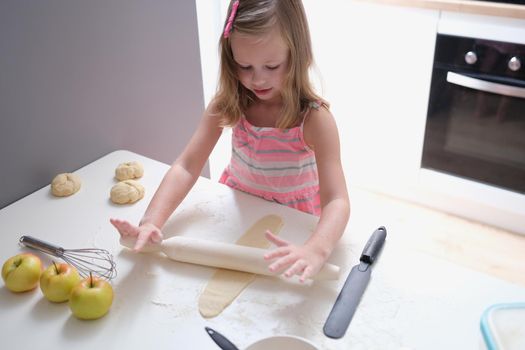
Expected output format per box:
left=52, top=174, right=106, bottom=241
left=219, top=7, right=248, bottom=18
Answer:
left=19, top=235, right=117, bottom=280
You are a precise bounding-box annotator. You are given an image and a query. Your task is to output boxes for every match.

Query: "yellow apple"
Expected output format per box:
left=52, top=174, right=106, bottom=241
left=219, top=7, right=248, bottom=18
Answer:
left=69, top=274, right=114, bottom=320
left=2, top=253, right=43, bottom=292
left=40, top=262, right=81, bottom=302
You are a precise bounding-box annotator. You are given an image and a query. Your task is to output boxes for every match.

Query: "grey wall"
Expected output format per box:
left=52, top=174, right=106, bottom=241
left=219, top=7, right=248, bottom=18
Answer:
left=0, top=0, right=206, bottom=208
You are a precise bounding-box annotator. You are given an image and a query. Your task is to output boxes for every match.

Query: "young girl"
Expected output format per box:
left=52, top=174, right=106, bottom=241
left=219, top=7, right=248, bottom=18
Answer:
left=111, top=0, right=350, bottom=282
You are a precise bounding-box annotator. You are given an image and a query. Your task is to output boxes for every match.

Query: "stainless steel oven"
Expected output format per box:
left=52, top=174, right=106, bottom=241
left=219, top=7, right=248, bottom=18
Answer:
left=421, top=33, right=525, bottom=194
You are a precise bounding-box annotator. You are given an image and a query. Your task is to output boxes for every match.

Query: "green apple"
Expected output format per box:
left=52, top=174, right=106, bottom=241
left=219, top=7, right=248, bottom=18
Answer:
left=69, top=274, right=114, bottom=320
left=40, top=262, right=81, bottom=302
left=2, top=253, right=43, bottom=292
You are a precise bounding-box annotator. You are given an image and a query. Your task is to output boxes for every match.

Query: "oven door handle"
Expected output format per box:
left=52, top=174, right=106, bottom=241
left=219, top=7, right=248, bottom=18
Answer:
left=446, top=71, right=525, bottom=99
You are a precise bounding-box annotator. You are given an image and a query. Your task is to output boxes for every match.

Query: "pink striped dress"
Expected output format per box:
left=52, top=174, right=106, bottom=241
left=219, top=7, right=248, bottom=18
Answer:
left=219, top=102, right=321, bottom=216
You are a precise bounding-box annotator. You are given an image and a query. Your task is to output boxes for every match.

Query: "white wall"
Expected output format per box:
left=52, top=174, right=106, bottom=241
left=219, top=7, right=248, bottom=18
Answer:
left=0, top=0, right=205, bottom=208
left=196, top=0, right=231, bottom=181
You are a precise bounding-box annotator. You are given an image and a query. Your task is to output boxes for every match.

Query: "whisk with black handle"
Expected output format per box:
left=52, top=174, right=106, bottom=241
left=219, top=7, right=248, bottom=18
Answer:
left=19, top=235, right=117, bottom=280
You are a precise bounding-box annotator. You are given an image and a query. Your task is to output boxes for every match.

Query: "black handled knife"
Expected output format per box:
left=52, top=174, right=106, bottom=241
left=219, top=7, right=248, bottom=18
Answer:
left=323, top=226, right=387, bottom=339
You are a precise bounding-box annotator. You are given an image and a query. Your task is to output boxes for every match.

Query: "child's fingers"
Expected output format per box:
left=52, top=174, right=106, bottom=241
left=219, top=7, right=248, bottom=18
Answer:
left=265, top=230, right=289, bottom=247
left=122, top=220, right=135, bottom=230
left=121, top=221, right=139, bottom=237
left=299, top=265, right=315, bottom=283
left=150, top=229, right=163, bottom=243
left=263, top=247, right=289, bottom=261
left=284, top=260, right=307, bottom=278
left=133, top=231, right=152, bottom=252
left=109, top=218, right=122, bottom=229
left=268, top=254, right=297, bottom=273
left=110, top=218, right=131, bottom=236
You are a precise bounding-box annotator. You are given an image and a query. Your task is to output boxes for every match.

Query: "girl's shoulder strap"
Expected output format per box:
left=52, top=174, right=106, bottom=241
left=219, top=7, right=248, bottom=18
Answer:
left=301, top=99, right=326, bottom=126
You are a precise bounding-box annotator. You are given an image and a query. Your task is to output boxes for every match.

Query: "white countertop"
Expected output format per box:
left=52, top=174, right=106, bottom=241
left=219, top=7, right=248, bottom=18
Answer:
left=1, top=150, right=524, bottom=349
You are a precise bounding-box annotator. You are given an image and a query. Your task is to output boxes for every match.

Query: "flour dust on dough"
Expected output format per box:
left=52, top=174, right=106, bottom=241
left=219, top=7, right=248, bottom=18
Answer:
left=198, top=214, right=284, bottom=318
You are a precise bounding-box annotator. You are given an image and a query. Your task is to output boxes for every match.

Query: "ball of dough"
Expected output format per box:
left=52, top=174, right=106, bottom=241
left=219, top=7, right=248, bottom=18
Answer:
left=110, top=180, right=145, bottom=204
left=51, top=173, right=82, bottom=197
left=115, top=161, right=144, bottom=181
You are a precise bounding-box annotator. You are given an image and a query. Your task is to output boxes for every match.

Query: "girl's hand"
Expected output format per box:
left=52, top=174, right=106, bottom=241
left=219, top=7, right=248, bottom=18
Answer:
left=109, top=218, right=163, bottom=252
left=263, top=230, right=327, bottom=283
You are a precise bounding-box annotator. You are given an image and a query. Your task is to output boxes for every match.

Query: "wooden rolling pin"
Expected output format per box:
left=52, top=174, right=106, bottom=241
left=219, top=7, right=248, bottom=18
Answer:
left=120, top=236, right=340, bottom=281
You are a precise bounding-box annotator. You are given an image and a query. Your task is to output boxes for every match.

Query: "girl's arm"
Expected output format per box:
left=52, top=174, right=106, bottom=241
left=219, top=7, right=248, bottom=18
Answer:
left=264, top=106, right=350, bottom=281
left=111, top=102, right=223, bottom=251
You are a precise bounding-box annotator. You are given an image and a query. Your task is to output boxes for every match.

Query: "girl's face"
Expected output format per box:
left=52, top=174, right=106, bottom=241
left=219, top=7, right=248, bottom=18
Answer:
left=230, top=28, right=289, bottom=103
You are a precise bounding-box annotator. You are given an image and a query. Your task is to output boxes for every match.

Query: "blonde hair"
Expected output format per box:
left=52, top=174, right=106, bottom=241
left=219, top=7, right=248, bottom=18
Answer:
left=213, top=0, right=325, bottom=129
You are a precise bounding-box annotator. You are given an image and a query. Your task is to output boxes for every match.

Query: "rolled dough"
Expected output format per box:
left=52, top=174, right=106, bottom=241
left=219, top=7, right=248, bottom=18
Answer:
left=198, top=214, right=284, bottom=318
